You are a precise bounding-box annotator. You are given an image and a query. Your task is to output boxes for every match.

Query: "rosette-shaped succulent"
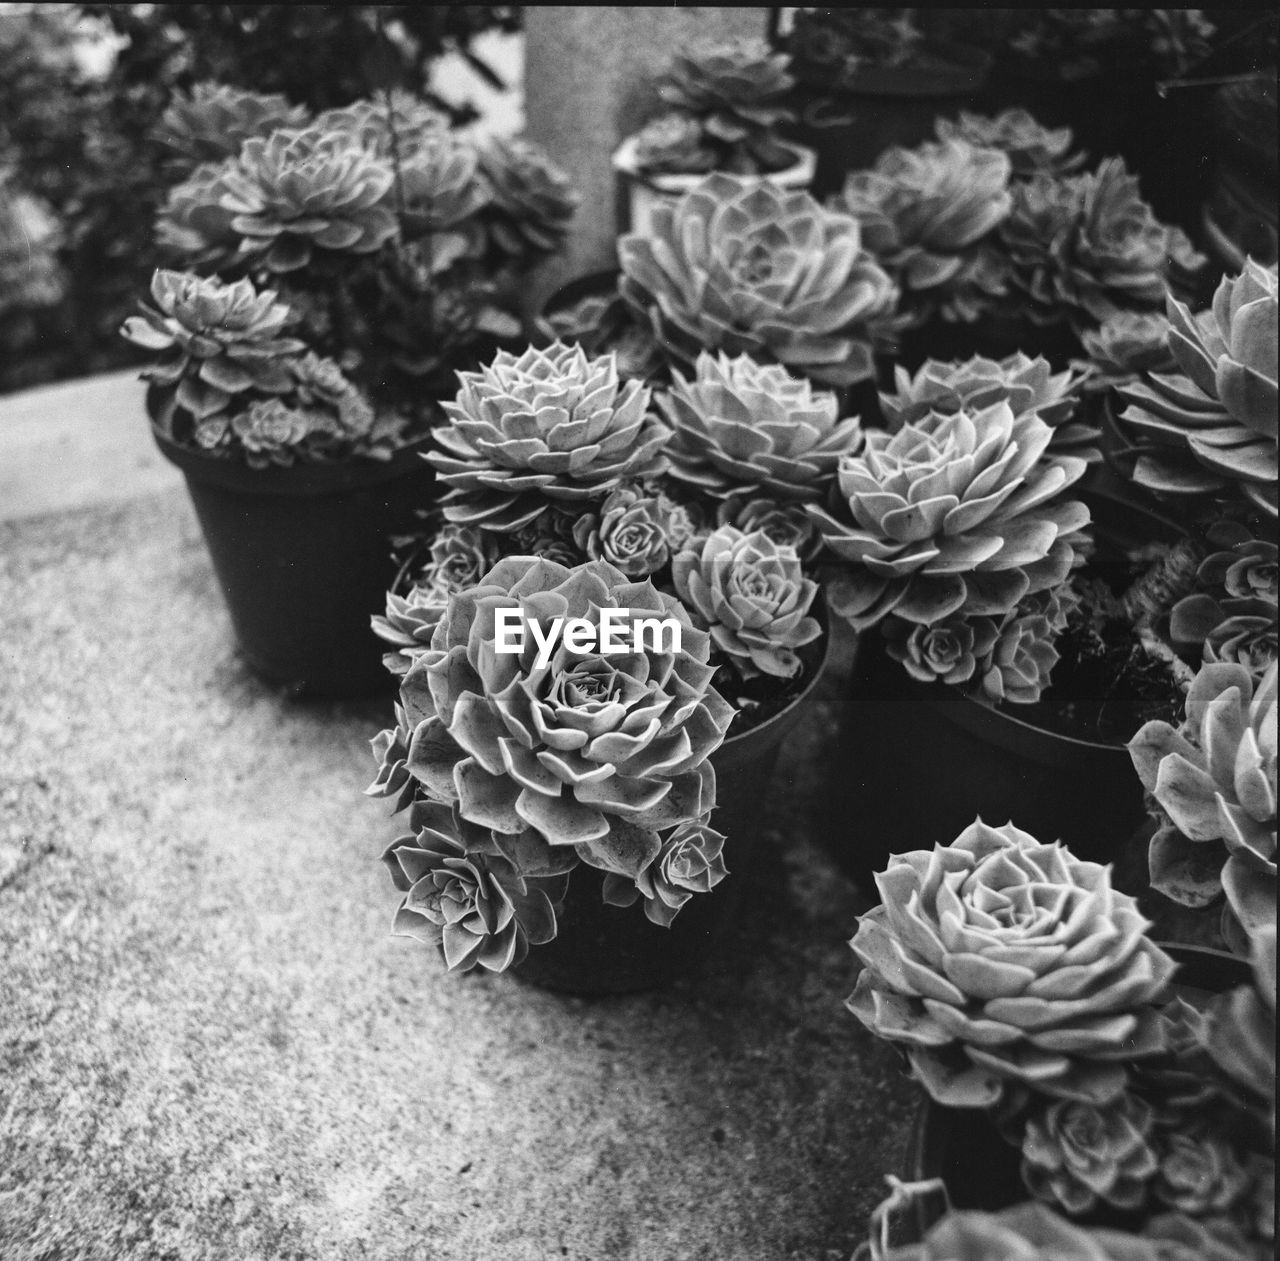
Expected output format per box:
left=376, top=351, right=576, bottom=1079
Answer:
left=1020, top=1093, right=1158, bottom=1214
left=936, top=109, right=1085, bottom=179
left=848, top=820, right=1177, bottom=1107
left=382, top=802, right=568, bottom=973
left=1204, top=925, right=1276, bottom=1142
left=629, top=112, right=716, bottom=176
left=1078, top=311, right=1177, bottom=393
left=981, top=611, right=1060, bottom=705
left=314, top=92, right=448, bottom=157
left=385, top=558, right=735, bottom=875
left=373, top=525, right=500, bottom=675
left=429, top=343, right=670, bottom=532
left=807, top=401, right=1091, bottom=630
left=1129, top=661, right=1277, bottom=953
left=601, top=817, right=729, bottom=927
left=880, top=352, right=1095, bottom=458
left=221, top=125, right=398, bottom=272
left=154, top=160, right=244, bottom=267
left=672, top=526, right=821, bottom=680
left=121, top=270, right=304, bottom=422
left=1116, top=261, right=1278, bottom=518
left=1000, top=159, right=1190, bottom=330
left=883, top=614, right=999, bottom=687
left=477, top=136, right=578, bottom=263
left=716, top=495, right=819, bottom=560
left=571, top=485, right=671, bottom=578
left=656, top=38, right=796, bottom=172
left=224, top=398, right=312, bottom=466
left=833, top=139, right=1012, bottom=321
left=396, top=129, right=489, bottom=242
left=366, top=703, right=416, bottom=812
left=856, top=1192, right=1171, bottom=1261
left=1152, top=1132, right=1253, bottom=1216
left=618, top=173, right=897, bottom=387
left=658, top=351, right=862, bottom=501
left=155, top=83, right=309, bottom=169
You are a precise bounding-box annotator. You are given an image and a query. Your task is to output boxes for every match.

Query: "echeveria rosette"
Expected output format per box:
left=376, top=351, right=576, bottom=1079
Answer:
left=384, top=558, right=736, bottom=887
left=672, top=526, right=821, bottom=681
left=1116, top=261, right=1278, bottom=518
left=656, top=38, right=796, bottom=173
left=1129, top=661, right=1277, bottom=954
left=220, top=125, right=398, bottom=273
left=716, top=495, right=820, bottom=561
left=658, top=352, right=862, bottom=502
left=848, top=820, right=1178, bottom=1108
left=880, top=353, right=1097, bottom=460
left=936, top=108, right=1085, bottom=179
left=382, top=801, right=570, bottom=973
left=314, top=92, right=449, bottom=158
left=833, top=139, right=1012, bottom=325
left=618, top=172, right=898, bottom=388
left=366, top=703, right=417, bottom=813
left=601, top=817, right=729, bottom=927
left=1020, top=1093, right=1158, bottom=1215
left=999, top=159, right=1197, bottom=332
left=1152, top=1131, right=1254, bottom=1218
left=630, top=112, right=717, bottom=177
left=154, top=160, right=245, bottom=268
left=855, top=1182, right=1178, bottom=1261
left=884, top=614, right=1000, bottom=688
left=981, top=611, right=1061, bottom=705
left=1078, top=311, right=1177, bottom=395
left=571, top=485, right=671, bottom=578
left=396, top=129, right=490, bottom=246
left=155, top=83, right=309, bottom=171
left=429, top=343, right=670, bottom=533
left=807, top=401, right=1091, bottom=632
left=477, top=136, right=578, bottom=265
left=373, top=525, right=501, bottom=675
left=121, top=270, right=305, bottom=425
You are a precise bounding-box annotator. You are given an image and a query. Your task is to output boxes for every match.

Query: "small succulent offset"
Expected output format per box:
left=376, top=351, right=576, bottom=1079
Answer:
left=570, top=484, right=673, bottom=579
left=672, top=526, right=822, bottom=681
left=1078, top=311, right=1178, bottom=394
left=658, top=352, right=863, bottom=503
left=638, top=38, right=797, bottom=175
left=997, top=158, right=1202, bottom=332
left=935, top=109, right=1085, bottom=179
left=880, top=352, right=1097, bottom=460
left=600, top=817, right=728, bottom=927
left=1116, top=260, right=1278, bottom=519
left=832, top=138, right=1012, bottom=325
left=1129, top=660, right=1277, bottom=956
left=428, top=343, right=670, bottom=532
left=848, top=820, right=1177, bottom=1108
left=807, top=400, right=1090, bottom=631
left=617, top=172, right=898, bottom=387
left=381, top=801, right=571, bottom=973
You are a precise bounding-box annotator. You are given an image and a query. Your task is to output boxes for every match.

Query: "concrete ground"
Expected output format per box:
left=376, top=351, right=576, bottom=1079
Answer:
left=0, top=375, right=916, bottom=1261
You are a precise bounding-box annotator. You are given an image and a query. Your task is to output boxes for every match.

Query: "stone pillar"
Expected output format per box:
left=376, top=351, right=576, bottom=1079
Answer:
left=523, top=6, right=768, bottom=306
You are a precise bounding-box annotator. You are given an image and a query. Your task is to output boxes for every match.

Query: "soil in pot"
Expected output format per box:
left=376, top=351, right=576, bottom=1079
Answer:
left=157, top=434, right=435, bottom=699
left=825, top=490, right=1186, bottom=896
left=904, top=944, right=1252, bottom=1218
left=511, top=628, right=832, bottom=996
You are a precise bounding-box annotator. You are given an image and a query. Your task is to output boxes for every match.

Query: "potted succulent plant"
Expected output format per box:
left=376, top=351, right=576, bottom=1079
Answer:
left=122, top=83, right=578, bottom=696
left=365, top=552, right=828, bottom=994
left=846, top=822, right=1275, bottom=1259
left=775, top=8, right=992, bottom=196
left=610, top=37, right=816, bottom=237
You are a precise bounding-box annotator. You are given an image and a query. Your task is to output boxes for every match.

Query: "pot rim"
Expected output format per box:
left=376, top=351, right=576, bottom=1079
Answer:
left=151, top=426, right=434, bottom=499
left=611, top=136, right=817, bottom=192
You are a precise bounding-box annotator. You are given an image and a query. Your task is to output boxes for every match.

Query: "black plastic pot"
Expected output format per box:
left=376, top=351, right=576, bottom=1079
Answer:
left=155, top=432, right=435, bottom=698
left=824, top=490, right=1184, bottom=896
left=511, top=630, right=832, bottom=996
left=904, top=944, right=1250, bottom=1214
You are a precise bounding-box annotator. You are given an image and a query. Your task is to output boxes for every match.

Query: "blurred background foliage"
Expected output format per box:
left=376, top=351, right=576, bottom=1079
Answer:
left=0, top=4, right=521, bottom=395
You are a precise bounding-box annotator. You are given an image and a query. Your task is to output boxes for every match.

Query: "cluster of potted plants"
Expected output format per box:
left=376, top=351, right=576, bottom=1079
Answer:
left=121, top=81, right=578, bottom=694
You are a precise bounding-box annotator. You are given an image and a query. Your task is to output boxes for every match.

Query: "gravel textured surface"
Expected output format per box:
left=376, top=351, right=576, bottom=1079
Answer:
left=0, top=490, right=915, bottom=1261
